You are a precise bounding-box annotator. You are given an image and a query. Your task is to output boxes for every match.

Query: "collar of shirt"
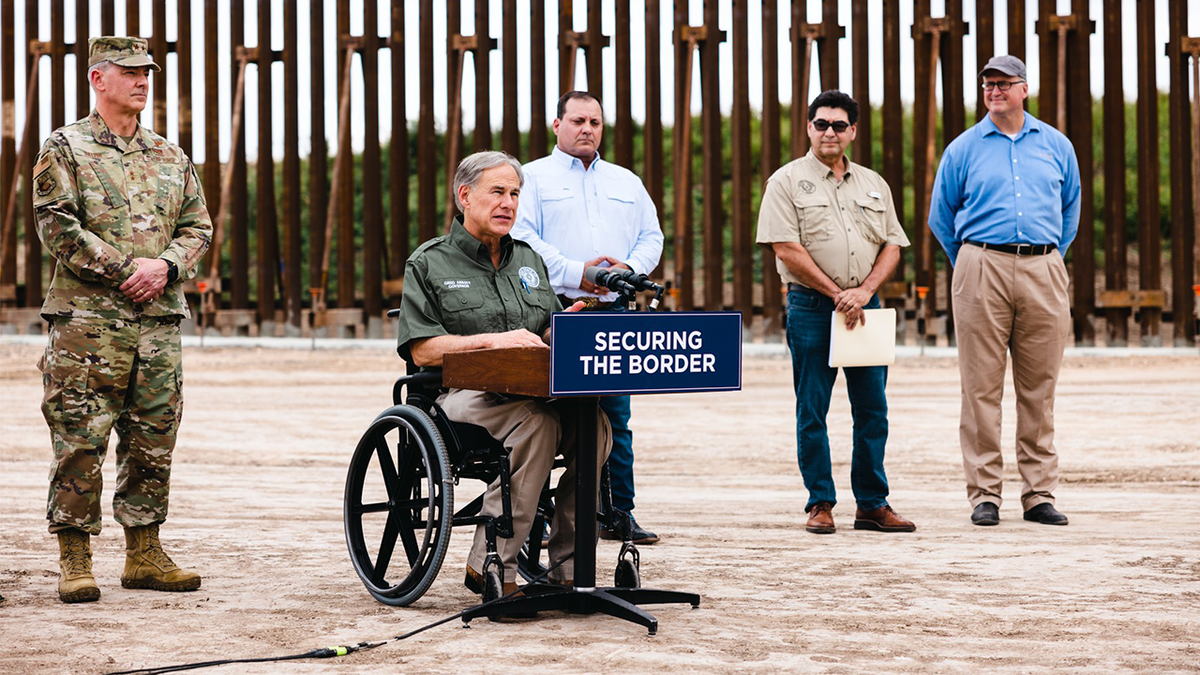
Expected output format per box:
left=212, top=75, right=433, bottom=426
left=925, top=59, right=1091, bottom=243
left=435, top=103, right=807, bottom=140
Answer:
left=550, top=145, right=601, bottom=173
left=447, top=215, right=513, bottom=267
left=977, top=111, right=1042, bottom=142
left=804, top=149, right=854, bottom=183
left=89, top=109, right=151, bottom=153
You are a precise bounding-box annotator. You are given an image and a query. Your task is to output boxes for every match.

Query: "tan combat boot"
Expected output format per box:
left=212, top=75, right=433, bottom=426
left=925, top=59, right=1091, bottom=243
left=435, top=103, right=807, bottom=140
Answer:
left=57, top=528, right=101, bottom=603
left=120, top=524, right=202, bottom=592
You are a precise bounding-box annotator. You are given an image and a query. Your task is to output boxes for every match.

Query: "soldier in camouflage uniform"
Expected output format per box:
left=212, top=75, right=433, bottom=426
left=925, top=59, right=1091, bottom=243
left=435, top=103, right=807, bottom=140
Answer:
left=33, top=37, right=212, bottom=603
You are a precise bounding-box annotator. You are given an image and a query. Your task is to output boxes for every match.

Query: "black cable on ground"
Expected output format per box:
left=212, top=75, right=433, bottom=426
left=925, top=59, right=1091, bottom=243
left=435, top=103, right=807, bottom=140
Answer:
left=104, top=556, right=572, bottom=675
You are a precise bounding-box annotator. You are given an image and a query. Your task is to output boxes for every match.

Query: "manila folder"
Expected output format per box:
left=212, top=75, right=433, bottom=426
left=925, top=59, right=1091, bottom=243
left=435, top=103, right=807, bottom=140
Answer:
left=828, top=308, right=897, bottom=368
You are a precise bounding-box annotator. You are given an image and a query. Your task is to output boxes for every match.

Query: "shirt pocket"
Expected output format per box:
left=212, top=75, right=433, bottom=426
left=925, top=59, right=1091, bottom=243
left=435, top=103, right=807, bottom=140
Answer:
left=791, top=194, right=835, bottom=247
left=435, top=285, right=488, bottom=336
left=154, top=161, right=187, bottom=221
left=853, top=197, right=888, bottom=244
left=77, top=160, right=128, bottom=219
left=509, top=275, right=553, bottom=331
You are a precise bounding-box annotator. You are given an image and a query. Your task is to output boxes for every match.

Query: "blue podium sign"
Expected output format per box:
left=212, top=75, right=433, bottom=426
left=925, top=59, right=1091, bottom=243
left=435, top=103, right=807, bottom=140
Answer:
left=549, top=311, right=743, bottom=396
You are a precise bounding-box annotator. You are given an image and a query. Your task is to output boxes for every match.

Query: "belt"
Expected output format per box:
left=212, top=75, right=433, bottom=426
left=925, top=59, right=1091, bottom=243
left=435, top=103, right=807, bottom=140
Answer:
left=786, top=283, right=816, bottom=294
left=964, top=240, right=1056, bottom=256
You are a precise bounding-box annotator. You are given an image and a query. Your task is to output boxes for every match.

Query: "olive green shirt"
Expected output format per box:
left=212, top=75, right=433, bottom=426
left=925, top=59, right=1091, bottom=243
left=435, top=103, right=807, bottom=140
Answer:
left=32, top=110, right=212, bottom=320
left=396, top=217, right=563, bottom=362
left=756, top=150, right=909, bottom=291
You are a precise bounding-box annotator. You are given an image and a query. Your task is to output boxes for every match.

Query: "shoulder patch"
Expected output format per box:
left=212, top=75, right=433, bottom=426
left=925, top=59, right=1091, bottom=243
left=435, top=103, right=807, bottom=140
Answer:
left=33, top=154, right=54, bottom=178
left=35, top=169, right=57, bottom=197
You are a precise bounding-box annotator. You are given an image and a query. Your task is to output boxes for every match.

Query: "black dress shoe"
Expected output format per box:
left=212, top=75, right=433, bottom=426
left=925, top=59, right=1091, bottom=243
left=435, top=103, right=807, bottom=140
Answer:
left=971, top=502, right=1000, bottom=526
left=600, top=517, right=660, bottom=545
left=1023, top=503, right=1069, bottom=526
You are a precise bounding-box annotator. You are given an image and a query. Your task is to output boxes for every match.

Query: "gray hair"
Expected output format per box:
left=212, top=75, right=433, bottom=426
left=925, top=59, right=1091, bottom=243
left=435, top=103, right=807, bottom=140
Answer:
left=87, top=60, right=113, bottom=90
left=453, top=151, right=523, bottom=211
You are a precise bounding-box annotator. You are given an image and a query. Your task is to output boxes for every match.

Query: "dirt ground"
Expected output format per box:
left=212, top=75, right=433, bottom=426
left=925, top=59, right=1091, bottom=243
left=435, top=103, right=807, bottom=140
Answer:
left=1, top=339, right=1198, bottom=674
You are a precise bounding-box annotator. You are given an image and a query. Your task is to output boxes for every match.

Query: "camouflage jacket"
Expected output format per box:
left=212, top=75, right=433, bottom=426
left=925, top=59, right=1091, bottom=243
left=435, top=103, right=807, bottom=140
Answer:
left=33, top=110, right=212, bottom=320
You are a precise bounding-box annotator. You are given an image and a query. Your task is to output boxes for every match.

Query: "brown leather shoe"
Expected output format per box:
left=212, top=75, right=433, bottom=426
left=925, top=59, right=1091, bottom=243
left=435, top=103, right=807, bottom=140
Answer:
left=853, top=505, right=916, bottom=532
left=805, top=502, right=836, bottom=534
left=464, top=564, right=519, bottom=596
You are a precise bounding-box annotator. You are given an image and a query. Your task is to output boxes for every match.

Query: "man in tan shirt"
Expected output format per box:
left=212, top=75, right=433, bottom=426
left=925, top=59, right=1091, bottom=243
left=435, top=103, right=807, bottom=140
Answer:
left=756, top=90, right=915, bottom=535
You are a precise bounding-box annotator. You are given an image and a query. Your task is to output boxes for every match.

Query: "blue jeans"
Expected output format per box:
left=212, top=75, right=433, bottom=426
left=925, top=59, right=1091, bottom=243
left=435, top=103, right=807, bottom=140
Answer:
left=785, top=286, right=890, bottom=512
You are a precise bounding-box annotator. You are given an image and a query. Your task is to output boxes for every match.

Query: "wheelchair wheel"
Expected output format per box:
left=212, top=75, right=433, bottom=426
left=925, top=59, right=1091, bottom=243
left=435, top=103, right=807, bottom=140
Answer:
left=614, top=557, right=641, bottom=589
left=344, top=405, right=453, bottom=606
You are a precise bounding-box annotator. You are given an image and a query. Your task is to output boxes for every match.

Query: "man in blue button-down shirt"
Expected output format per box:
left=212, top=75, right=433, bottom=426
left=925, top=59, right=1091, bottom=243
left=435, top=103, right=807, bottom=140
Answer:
left=512, top=91, right=665, bottom=544
left=929, top=55, right=1080, bottom=528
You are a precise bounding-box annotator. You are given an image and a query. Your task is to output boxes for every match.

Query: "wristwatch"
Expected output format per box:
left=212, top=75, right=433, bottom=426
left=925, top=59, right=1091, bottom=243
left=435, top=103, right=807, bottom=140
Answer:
left=163, top=259, right=179, bottom=284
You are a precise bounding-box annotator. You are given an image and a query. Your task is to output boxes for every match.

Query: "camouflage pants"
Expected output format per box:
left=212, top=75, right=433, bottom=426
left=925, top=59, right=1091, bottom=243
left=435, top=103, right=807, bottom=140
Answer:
left=39, top=316, right=183, bottom=535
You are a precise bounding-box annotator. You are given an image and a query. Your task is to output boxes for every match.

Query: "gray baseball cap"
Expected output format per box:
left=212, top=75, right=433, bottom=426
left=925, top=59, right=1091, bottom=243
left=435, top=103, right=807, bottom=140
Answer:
left=978, top=55, right=1026, bottom=80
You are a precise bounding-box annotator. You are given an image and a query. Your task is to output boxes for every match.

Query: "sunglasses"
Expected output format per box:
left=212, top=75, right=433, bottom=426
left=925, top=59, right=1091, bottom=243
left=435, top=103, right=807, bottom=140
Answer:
left=812, top=119, right=851, bottom=133
left=981, top=80, right=1025, bottom=91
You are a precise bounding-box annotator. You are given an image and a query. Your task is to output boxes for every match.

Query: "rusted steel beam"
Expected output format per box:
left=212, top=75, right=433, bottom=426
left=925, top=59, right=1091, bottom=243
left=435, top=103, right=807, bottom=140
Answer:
left=1008, top=0, right=1025, bottom=64
left=1, top=51, right=41, bottom=291
left=882, top=0, right=904, bottom=316
left=975, top=0, right=993, bottom=122
left=502, top=0, right=519, bottom=157
left=363, top=0, right=384, bottom=327
left=201, top=0, right=220, bottom=285
left=1168, top=8, right=1196, bottom=344
left=23, top=3, right=41, bottom=304
left=310, top=0, right=328, bottom=292
left=530, top=0, right=547, bottom=158
left=177, top=0, right=192, bottom=158
left=283, top=0, right=302, bottom=327
left=644, top=0, right=664, bottom=239
left=257, top=1, right=281, bottom=325
left=819, top=0, right=839, bottom=88
left=1036, top=1, right=1059, bottom=130
left=911, top=7, right=946, bottom=345
left=152, top=0, right=167, bottom=133
left=586, top=0, right=606, bottom=97
left=559, top=0, right=575, bottom=92
left=418, top=0, right=435, bottom=243
left=731, top=0, right=751, bottom=324
left=673, top=4, right=696, bottom=310
left=1135, top=0, right=1161, bottom=345
left=1067, top=0, right=1096, bottom=345
left=850, top=0, right=869, bottom=168
left=101, top=0, right=114, bottom=35
left=74, top=0, right=89, bottom=121
left=614, top=0, right=633, bottom=168
left=128, top=0, right=140, bottom=35
left=700, top=0, right=725, bottom=310
left=760, top=0, right=782, bottom=336
left=942, top=1, right=967, bottom=346
left=336, top=4, right=354, bottom=309
left=0, top=0, right=15, bottom=296
left=389, top=0, right=409, bottom=279
left=474, top=0, right=493, bottom=151
left=444, top=33, right=469, bottom=233
left=316, top=46, right=357, bottom=318
left=1102, top=0, right=1129, bottom=346
left=1190, top=35, right=1200, bottom=343
left=230, top=0, right=249, bottom=309
left=203, top=53, right=249, bottom=302
left=51, top=0, right=64, bottom=132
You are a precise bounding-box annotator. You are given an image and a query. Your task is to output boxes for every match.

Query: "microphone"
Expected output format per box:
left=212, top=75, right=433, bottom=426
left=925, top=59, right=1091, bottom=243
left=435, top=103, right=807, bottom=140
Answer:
left=584, top=266, right=665, bottom=295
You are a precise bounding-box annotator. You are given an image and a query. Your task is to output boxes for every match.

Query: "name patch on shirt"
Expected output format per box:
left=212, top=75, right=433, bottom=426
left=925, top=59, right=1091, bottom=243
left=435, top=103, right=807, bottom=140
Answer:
left=443, top=280, right=471, bottom=290
left=518, top=266, right=541, bottom=289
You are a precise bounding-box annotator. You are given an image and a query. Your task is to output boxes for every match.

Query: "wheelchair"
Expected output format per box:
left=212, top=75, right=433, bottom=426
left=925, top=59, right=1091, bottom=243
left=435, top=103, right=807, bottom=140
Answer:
left=343, top=357, right=643, bottom=607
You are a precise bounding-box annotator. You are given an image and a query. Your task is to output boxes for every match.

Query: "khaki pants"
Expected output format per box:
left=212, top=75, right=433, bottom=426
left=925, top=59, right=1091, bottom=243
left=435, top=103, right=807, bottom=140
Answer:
left=951, top=245, right=1070, bottom=510
left=437, top=389, right=612, bottom=583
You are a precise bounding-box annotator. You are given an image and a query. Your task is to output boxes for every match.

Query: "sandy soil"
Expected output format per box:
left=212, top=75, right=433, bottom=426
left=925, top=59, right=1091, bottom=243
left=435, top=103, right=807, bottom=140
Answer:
left=1, top=340, right=1198, bottom=674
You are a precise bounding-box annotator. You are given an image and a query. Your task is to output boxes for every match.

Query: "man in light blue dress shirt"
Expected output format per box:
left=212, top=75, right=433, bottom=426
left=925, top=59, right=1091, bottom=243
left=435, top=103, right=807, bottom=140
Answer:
left=929, top=55, right=1080, bottom=529
left=512, top=91, right=665, bottom=544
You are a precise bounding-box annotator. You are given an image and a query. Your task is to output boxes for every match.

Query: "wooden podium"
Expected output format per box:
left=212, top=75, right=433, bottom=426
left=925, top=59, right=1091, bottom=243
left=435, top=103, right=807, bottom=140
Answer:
left=443, top=346, right=700, bottom=634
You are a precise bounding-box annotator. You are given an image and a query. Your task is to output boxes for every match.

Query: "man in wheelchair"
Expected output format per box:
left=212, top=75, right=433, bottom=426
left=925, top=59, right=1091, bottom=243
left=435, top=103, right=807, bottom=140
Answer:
left=394, top=151, right=613, bottom=596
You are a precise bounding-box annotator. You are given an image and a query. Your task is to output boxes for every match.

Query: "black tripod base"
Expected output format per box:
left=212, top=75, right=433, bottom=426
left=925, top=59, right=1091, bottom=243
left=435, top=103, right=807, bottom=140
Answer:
left=460, top=584, right=700, bottom=635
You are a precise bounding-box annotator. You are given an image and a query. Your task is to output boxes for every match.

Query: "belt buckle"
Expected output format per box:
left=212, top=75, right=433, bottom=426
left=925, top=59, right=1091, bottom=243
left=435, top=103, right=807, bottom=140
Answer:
left=1015, top=243, right=1032, bottom=255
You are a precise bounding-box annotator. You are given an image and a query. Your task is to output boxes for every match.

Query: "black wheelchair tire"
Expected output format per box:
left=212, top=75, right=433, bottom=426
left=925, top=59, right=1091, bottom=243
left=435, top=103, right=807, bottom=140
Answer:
left=344, top=405, right=453, bottom=606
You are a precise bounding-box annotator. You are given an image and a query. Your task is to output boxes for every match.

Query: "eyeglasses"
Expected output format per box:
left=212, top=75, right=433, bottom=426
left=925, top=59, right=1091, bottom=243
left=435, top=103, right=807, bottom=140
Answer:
left=981, top=80, right=1025, bottom=92
left=812, top=119, right=850, bottom=133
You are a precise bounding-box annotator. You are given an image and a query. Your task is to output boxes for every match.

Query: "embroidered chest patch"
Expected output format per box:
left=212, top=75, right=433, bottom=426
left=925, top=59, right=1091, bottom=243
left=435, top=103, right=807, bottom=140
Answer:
left=798, top=180, right=816, bottom=194
left=518, top=266, right=540, bottom=289
left=443, top=280, right=471, bottom=290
